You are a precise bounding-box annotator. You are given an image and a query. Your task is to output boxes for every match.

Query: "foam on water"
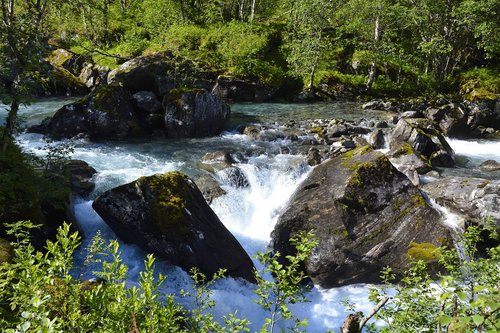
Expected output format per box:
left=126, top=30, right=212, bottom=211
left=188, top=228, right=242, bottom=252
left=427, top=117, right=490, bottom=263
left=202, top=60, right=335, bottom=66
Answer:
left=448, top=138, right=500, bottom=161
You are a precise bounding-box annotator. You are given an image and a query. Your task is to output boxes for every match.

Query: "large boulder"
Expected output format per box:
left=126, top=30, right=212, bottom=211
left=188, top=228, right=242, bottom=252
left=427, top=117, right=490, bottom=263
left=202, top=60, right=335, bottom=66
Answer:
left=271, top=146, right=451, bottom=288
left=422, top=177, right=500, bottom=230
left=92, top=172, right=255, bottom=282
left=163, top=90, right=230, bottom=138
left=41, top=85, right=143, bottom=140
left=465, top=99, right=500, bottom=132
left=107, top=52, right=215, bottom=97
left=390, top=118, right=455, bottom=167
left=426, top=103, right=469, bottom=137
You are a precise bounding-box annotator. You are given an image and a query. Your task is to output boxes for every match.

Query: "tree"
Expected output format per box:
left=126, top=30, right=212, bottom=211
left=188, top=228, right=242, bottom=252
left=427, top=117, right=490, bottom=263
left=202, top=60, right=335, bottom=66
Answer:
left=282, top=0, right=333, bottom=91
left=0, top=0, right=49, bottom=151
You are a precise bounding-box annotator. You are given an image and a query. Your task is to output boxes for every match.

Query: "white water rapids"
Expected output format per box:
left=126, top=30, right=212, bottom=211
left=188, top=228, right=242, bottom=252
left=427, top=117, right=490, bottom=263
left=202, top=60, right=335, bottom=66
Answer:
left=4, top=99, right=500, bottom=331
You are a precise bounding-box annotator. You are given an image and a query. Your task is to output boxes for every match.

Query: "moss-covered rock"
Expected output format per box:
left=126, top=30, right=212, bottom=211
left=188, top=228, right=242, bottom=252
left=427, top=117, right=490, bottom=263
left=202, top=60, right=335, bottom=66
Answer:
left=42, top=85, right=143, bottom=140
left=390, top=118, right=455, bottom=167
left=92, top=171, right=255, bottom=283
left=107, top=51, right=216, bottom=97
left=271, top=146, right=451, bottom=288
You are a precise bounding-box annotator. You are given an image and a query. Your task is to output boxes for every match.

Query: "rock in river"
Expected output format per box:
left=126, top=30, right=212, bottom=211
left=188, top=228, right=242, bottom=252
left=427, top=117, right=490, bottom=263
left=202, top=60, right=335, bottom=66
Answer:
left=271, top=146, right=451, bottom=288
left=163, top=90, right=230, bottom=138
left=390, top=118, right=454, bottom=167
left=422, top=177, right=500, bottom=230
left=92, top=172, right=255, bottom=283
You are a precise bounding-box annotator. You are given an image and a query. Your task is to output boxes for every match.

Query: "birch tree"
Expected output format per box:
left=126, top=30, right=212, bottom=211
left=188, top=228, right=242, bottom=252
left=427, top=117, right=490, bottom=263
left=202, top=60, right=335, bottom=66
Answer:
left=1, top=0, right=49, bottom=150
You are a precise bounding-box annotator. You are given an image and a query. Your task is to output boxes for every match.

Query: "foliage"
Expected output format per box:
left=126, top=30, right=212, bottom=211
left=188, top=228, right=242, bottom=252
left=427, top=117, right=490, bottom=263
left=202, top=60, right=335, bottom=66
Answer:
left=0, top=221, right=318, bottom=332
left=460, top=67, right=500, bottom=100
left=254, top=230, right=318, bottom=333
left=368, top=223, right=500, bottom=333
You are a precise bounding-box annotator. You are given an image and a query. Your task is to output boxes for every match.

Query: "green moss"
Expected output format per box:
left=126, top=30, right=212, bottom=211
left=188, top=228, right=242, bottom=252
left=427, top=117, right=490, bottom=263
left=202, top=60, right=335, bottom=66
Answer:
left=477, top=180, right=490, bottom=189
left=406, top=242, right=440, bottom=262
left=393, top=143, right=414, bottom=157
left=146, top=172, right=192, bottom=236
left=310, top=127, right=325, bottom=136
left=412, top=194, right=426, bottom=207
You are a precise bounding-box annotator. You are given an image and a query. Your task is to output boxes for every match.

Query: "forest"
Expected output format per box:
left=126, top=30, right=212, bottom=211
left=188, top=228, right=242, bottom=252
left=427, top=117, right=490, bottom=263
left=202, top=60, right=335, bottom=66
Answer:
left=1, top=0, right=499, bottom=332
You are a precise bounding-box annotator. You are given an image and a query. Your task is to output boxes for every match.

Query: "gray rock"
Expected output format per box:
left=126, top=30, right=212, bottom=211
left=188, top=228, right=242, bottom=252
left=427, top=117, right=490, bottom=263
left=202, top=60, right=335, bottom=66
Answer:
left=63, top=160, right=97, bottom=196
left=390, top=118, right=454, bottom=167
left=271, top=146, right=451, bottom=288
left=164, top=90, right=230, bottom=138
left=216, top=167, right=250, bottom=188
left=132, top=91, right=163, bottom=114
left=194, top=175, right=227, bottom=204
left=92, top=172, right=255, bottom=282
left=307, top=148, right=322, bottom=166
left=422, top=177, right=500, bottom=230
left=368, top=129, right=386, bottom=149
left=387, top=142, right=433, bottom=179
left=480, top=160, right=500, bottom=171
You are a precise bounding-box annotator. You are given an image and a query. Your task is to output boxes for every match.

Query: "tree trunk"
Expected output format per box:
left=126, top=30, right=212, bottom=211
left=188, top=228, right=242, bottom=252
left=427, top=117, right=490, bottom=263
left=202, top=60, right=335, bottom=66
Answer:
left=1, top=93, right=20, bottom=152
left=250, top=0, right=256, bottom=22
left=366, top=5, right=380, bottom=91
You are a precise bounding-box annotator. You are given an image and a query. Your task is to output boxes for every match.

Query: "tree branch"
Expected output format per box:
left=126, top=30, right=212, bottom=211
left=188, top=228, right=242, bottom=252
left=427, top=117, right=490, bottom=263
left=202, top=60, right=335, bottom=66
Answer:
left=359, top=296, right=390, bottom=331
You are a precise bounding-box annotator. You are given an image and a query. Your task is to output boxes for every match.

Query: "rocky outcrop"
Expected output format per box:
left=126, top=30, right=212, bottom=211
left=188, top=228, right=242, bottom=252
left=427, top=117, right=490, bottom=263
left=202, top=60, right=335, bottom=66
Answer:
left=271, top=146, right=451, bottom=288
left=164, top=90, right=230, bottom=138
left=422, top=177, right=500, bottom=230
left=390, top=118, right=454, bottom=167
left=92, top=172, right=255, bottom=282
left=108, top=52, right=216, bottom=96
left=41, top=85, right=142, bottom=140
left=212, top=76, right=272, bottom=102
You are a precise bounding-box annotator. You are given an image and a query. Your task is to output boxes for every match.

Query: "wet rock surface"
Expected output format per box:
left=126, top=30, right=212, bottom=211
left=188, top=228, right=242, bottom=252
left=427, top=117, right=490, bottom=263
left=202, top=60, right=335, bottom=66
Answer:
left=271, top=146, right=451, bottom=287
left=92, top=172, right=256, bottom=283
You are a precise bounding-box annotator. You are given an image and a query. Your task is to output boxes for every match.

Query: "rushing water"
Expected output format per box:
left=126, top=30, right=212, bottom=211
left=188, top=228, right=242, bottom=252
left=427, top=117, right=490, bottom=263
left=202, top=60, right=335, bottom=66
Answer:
left=4, top=98, right=500, bottom=331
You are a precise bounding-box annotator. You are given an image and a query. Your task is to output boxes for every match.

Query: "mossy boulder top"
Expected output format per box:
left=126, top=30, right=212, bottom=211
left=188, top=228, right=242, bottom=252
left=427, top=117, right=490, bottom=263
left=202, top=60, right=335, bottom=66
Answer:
left=92, top=171, right=256, bottom=283
left=390, top=118, right=455, bottom=167
left=107, top=51, right=216, bottom=97
left=39, top=85, right=142, bottom=140
left=271, top=146, right=451, bottom=288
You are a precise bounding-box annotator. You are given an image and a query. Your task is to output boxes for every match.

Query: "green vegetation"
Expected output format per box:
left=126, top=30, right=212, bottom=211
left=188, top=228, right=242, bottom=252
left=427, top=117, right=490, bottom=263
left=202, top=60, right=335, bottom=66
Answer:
left=370, top=223, right=500, bottom=333
left=2, top=0, right=498, bottom=124
left=0, top=222, right=317, bottom=333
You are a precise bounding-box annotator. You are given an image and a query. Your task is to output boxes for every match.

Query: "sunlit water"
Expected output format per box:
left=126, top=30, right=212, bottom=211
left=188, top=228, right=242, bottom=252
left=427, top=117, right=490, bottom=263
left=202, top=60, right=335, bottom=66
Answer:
left=4, top=98, right=499, bottom=331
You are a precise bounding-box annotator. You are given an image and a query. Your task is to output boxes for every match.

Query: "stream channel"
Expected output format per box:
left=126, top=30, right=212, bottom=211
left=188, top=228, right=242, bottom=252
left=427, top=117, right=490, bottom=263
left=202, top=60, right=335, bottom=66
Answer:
left=2, top=98, right=500, bottom=331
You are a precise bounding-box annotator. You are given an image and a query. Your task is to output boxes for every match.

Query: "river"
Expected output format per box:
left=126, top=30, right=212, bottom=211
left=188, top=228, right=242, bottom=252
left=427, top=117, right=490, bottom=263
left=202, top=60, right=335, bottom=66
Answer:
left=2, top=98, right=500, bottom=331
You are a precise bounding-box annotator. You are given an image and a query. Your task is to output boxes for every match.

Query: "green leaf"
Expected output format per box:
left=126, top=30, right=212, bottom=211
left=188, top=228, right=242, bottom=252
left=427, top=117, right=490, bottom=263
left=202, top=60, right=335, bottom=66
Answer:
left=472, top=314, right=484, bottom=326
left=439, top=315, right=453, bottom=326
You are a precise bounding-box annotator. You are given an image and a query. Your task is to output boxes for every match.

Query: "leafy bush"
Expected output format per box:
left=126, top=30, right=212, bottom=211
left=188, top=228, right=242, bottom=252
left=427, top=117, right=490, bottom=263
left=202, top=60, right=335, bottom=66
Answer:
left=368, top=223, right=500, bottom=333
left=0, top=222, right=317, bottom=332
left=460, top=67, right=500, bottom=100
